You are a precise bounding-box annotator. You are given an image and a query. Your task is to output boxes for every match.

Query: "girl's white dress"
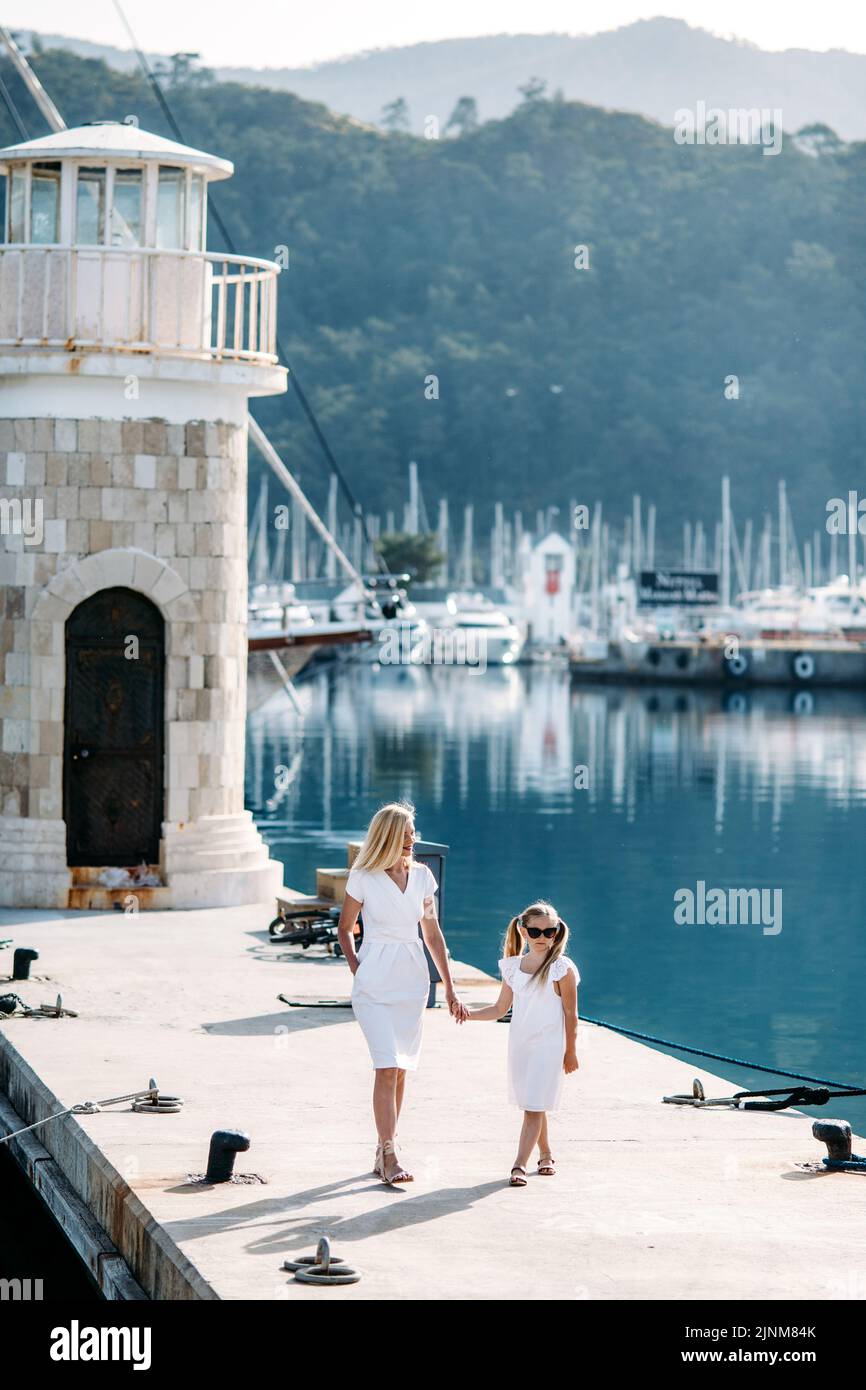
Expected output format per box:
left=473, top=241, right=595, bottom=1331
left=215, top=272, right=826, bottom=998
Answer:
left=347, top=861, right=438, bottom=1070
left=499, top=953, right=580, bottom=1111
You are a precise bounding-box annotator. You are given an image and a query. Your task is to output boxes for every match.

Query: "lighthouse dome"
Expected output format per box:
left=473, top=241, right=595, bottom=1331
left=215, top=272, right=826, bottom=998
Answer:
left=0, top=120, right=233, bottom=179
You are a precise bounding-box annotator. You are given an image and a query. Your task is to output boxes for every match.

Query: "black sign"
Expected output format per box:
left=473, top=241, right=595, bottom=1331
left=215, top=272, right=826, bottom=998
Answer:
left=638, top=570, right=719, bottom=607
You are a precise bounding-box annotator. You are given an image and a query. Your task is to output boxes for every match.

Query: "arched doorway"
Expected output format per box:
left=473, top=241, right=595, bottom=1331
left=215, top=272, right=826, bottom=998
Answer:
left=64, top=588, right=165, bottom=867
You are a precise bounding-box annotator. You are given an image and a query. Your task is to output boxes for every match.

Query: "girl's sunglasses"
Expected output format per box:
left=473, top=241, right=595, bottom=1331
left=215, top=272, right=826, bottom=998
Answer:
left=525, top=925, right=558, bottom=939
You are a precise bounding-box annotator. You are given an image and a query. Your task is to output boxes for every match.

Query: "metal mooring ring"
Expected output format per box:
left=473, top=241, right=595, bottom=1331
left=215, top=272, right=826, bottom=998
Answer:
left=132, top=1094, right=184, bottom=1113
left=287, top=1236, right=361, bottom=1285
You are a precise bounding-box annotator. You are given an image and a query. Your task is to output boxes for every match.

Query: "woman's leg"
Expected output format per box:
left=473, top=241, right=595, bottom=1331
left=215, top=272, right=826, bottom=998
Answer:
left=394, top=1068, right=407, bottom=1124
left=372, top=1067, right=400, bottom=1141
left=373, top=1068, right=411, bottom=1181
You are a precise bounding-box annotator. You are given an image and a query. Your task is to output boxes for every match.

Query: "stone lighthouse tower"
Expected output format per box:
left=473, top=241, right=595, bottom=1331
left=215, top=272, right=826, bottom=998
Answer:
left=0, top=121, right=287, bottom=908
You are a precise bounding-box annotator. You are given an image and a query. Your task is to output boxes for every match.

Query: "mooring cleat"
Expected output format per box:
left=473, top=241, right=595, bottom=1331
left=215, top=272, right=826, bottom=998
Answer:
left=812, top=1119, right=866, bottom=1171
left=813, top=1119, right=852, bottom=1162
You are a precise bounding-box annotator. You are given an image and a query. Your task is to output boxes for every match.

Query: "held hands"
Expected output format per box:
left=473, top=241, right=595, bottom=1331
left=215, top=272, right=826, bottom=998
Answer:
left=447, top=990, right=469, bottom=1024
left=564, top=1050, right=580, bottom=1074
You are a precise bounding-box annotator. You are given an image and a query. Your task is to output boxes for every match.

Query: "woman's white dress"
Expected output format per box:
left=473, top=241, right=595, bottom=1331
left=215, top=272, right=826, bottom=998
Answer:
left=499, top=954, right=580, bottom=1111
left=347, top=861, right=438, bottom=1070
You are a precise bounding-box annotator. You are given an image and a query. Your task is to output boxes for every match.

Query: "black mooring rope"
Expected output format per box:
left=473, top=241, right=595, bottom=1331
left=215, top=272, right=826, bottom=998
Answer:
left=581, top=1015, right=864, bottom=1093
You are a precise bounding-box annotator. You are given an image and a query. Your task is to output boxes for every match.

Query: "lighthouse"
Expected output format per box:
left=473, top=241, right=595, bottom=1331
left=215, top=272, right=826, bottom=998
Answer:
left=0, top=120, right=287, bottom=909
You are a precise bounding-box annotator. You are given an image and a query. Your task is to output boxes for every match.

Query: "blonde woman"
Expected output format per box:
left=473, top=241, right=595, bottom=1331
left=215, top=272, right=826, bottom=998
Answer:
left=338, top=801, right=469, bottom=1185
left=462, top=900, right=580, bottom=1186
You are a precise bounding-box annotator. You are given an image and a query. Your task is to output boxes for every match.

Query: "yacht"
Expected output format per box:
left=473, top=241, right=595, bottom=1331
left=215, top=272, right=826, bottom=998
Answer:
left=413, top=591, right=525, bottom=666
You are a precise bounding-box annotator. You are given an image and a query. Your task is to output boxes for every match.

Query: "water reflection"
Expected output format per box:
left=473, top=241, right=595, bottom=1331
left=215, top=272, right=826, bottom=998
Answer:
left=247, top=665, right=866, bottom=1129
left=247, top=665, right=866, bottom=826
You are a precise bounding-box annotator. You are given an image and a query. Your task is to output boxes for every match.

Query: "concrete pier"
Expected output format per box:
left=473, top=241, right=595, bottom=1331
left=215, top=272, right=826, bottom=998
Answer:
left=1, top=903, right=864, bottom=1301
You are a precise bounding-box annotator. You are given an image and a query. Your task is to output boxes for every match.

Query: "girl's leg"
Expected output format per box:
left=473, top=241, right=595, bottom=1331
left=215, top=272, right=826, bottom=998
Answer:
left=538, top=1114, right=555, bottom=1156
left=394, top=1068, right=407, bottom=1124
left=537, top=1114, right=555, bottom=1173
left=514, top=1111, right=544, bottom=1171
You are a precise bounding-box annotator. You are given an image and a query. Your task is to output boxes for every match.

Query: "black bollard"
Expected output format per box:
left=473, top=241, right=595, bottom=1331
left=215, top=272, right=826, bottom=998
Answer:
left=12, top=948, right=38, bottom=981
left=205, top=1129, right=250, bottom=1183
left=813, top=1119, right=852, bottom=1163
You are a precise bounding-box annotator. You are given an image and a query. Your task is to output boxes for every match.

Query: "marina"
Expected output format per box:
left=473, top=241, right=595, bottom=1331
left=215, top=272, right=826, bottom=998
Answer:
left=0, top=5, right=863, bottom=1338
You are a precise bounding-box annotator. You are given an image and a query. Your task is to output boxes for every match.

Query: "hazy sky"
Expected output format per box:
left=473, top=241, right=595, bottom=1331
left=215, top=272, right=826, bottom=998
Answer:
left=10, top=0, right=866, bottom=68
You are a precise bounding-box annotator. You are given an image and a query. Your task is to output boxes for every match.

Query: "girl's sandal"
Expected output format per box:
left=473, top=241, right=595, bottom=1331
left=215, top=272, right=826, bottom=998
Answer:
left=381, top=1139, right=412, bottom=1185
left=510, top=1165, right=528, bottom=1187
left=538, top=1154, right=556, bottom=1176
left=373, top=1142, right=384, bottom=1178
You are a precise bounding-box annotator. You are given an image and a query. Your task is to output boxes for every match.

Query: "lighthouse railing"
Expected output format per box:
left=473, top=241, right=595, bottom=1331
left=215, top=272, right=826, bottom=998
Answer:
left=0, top=244, right=280, bottom=364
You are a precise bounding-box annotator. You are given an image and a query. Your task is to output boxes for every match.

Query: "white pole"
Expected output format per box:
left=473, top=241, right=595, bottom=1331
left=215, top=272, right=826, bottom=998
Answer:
left=632, top=495, right=642, bottom=575
left=437, top=499, right=449, bottom=584
left=0, top=27, right=66, bottom=131
left=646, top=504, right=656, bottom=570
left=778, top=480, right=788, bottom=586
left=721, top=475, right=731, bottom=608
left=407, top=461, right=419, bottom=535
left=590, top=502, right=602, bottom=635
left=325, top=475, right=338, bottom=580
left=462, top=505, right=474, bottom=588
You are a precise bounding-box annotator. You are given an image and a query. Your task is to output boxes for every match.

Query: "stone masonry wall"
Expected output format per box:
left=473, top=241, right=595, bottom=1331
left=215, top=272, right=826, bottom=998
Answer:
left=0, top=416, right=249, bottom=829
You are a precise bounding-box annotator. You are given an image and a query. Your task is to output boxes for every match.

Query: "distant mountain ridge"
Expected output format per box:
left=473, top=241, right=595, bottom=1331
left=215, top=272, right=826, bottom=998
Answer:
left=16, top=18, right=866, bottom=139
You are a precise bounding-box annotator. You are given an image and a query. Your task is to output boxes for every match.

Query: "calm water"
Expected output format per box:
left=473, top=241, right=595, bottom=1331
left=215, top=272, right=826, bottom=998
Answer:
left=247, top=663, right=866, bottom=1130
left=0, top=1146, right=101, bottom=1299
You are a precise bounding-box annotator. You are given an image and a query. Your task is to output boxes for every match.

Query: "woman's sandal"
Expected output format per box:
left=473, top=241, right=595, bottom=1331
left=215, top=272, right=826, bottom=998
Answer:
left=380, top=1139, right=412, bottom=1185
left=373, top=1142, right=383, bottom=1177
left=510, top=1165, right=528, bottom=1187
left=538, top=1153, right=556, bottom=1176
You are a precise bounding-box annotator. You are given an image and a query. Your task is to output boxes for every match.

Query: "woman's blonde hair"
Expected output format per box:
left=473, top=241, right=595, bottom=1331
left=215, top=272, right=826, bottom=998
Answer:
left=354, top=800, right=416, bottom=874
left=503, top=899, right=569, bottom=986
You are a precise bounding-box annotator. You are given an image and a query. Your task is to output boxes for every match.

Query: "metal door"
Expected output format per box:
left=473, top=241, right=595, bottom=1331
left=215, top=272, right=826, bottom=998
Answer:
left=64, top=587, right=164, bottom=866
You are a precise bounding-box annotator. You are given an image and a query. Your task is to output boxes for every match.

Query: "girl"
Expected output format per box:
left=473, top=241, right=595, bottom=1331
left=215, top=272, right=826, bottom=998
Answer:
left=463, top=900, right=580, bottom=1185
left=338, top=801, right=469, bottom=1186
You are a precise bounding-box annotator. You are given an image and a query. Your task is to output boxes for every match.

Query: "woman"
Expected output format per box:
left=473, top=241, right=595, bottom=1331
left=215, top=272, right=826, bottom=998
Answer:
left=338, top=800, right=468, bottom=1185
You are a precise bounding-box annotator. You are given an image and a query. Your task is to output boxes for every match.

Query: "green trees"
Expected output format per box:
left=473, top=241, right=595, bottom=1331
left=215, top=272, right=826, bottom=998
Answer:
left=3, top=45, right=862, bottom=556
left=376, top=533, right=444, bottom=583
left=381, top=97, right=410, bottom=133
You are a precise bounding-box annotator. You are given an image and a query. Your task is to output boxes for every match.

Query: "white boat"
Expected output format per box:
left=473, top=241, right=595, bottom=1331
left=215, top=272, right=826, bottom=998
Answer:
left=414, top=592, right=525, bottom=666
left=249, top=581, right=316, bottom=629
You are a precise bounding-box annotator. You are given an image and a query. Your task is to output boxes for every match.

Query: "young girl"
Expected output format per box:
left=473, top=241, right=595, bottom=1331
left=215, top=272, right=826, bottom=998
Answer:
left=464, top=900, right=580, bottom=1185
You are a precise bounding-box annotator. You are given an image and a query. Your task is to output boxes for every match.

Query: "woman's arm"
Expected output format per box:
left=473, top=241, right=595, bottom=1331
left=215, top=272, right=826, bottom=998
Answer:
left=337, top=893, right=363, bottom=974
left=557, top=970, right=580, bottom=1072
left=464, top=981, right=513, bottom=1022
left=419, top=902, right=469, bottom=1020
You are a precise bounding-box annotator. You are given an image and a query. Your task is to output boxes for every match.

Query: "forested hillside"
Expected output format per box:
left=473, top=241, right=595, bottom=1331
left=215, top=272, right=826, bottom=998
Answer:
left=2, top=45, right=864, bottom=554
